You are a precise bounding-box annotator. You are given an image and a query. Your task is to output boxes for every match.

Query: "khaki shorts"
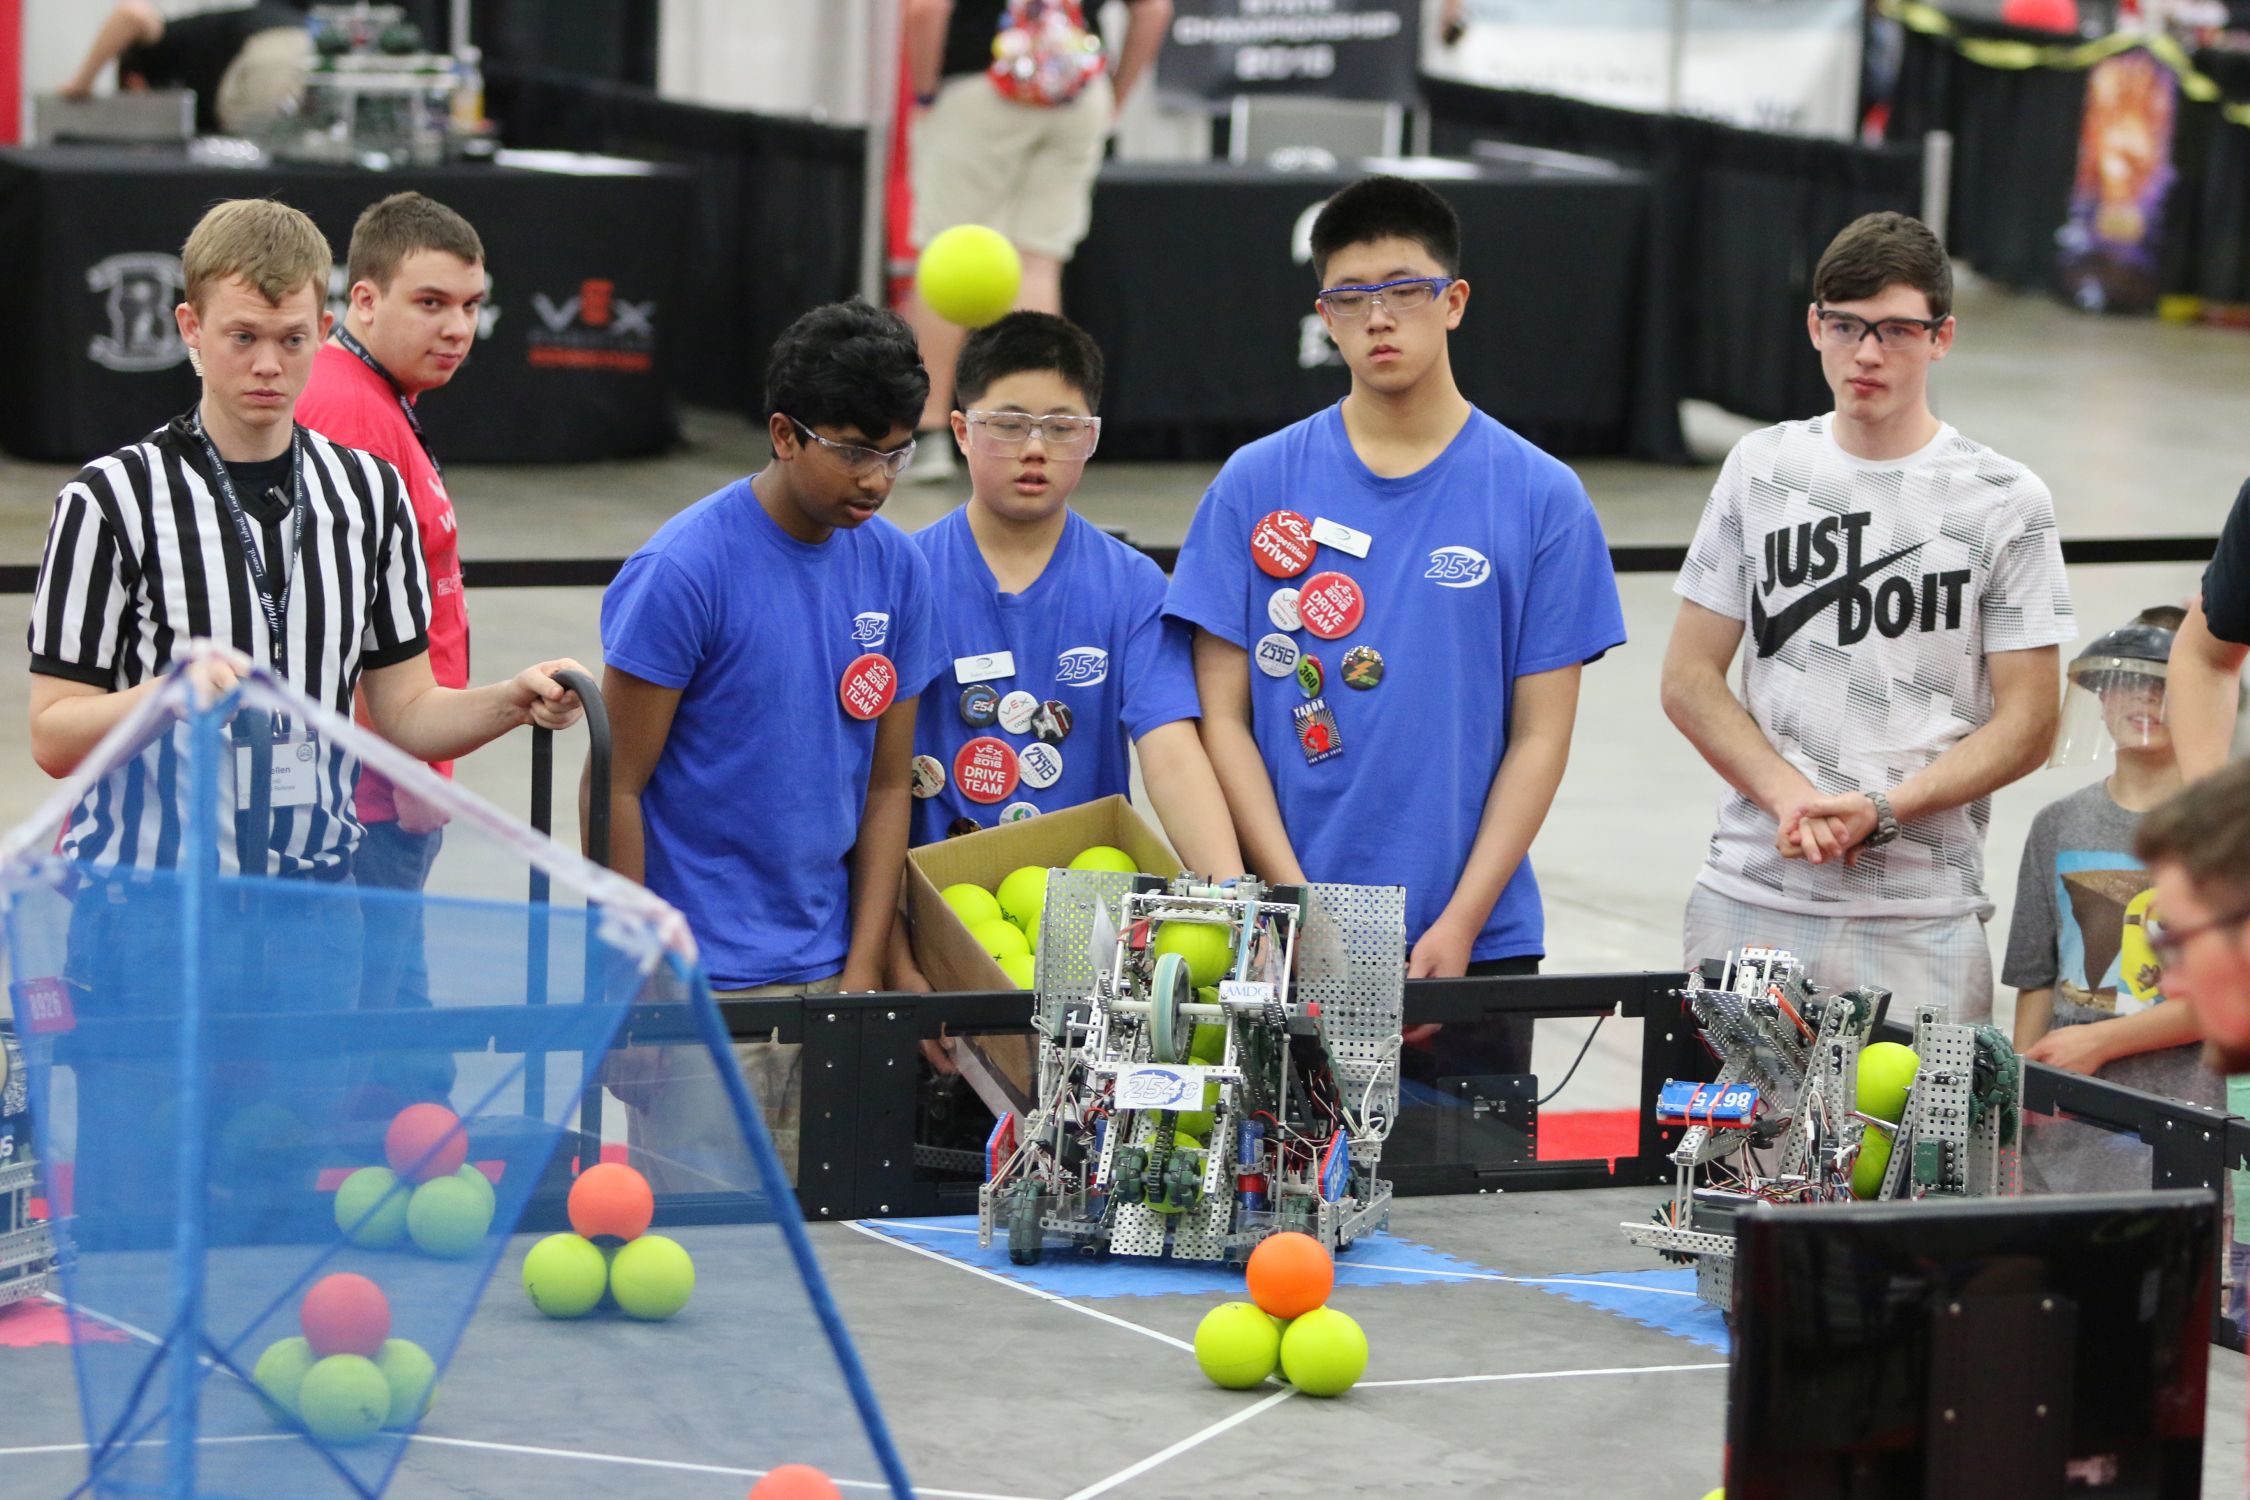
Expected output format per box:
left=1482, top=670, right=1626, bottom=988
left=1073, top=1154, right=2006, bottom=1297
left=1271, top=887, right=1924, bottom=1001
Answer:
left=910, top=71, right=1112, bottom=261
left=610, top=974, right=838, bottom=1193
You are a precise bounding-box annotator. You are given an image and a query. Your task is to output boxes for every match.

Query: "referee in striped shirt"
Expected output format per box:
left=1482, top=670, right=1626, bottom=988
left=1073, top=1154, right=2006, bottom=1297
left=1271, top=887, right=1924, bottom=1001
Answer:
left=27, top=199, right=587, bottom=1231
left=28, top=197, right=586, bottom=874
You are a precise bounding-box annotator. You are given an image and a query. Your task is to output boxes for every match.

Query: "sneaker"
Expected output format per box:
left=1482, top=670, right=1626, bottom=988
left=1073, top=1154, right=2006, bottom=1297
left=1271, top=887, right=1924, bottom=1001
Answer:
left=901, top=429, right=957, bottom=485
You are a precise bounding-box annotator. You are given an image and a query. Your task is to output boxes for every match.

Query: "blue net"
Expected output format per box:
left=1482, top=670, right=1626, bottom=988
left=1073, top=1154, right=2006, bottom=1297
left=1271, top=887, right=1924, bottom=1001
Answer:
left=2, top=656, right=910, bottom=1499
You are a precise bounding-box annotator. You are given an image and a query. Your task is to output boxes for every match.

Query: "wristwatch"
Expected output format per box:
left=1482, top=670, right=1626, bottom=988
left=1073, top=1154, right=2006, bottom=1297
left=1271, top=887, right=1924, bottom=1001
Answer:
left=1861, top=790, right=1900, bottom=849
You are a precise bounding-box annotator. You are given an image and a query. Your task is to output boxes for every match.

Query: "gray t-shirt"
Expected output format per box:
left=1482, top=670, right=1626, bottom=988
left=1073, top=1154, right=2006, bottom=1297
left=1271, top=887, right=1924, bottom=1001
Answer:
left=2003, top=781, right=2220, bottom=1191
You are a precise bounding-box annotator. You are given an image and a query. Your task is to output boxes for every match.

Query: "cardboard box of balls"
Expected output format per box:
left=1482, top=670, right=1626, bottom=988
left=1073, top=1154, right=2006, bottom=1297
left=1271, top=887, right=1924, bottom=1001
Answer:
left=903, top=795, right=1180, bottom=1092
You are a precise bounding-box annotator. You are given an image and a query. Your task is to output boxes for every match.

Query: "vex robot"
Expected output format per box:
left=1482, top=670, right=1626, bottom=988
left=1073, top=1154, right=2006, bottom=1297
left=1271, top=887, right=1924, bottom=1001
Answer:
left=980, top=873, right=1404, bottom=1265
left=0, top=1024, right=56, bottom=1309
left=1621, top=947, right=2023, bottom=1311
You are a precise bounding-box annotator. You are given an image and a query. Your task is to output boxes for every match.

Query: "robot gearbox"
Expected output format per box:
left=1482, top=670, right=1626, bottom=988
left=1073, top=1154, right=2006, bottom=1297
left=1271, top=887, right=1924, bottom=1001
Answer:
left=979, top=872, right=1405, bottom=1265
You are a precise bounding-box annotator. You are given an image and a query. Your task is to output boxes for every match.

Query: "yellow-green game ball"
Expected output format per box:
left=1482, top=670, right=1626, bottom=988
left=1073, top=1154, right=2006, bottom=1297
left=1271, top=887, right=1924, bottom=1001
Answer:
left=1152, top=921, right=1234, bottom=988
left=454, top=1163, right=496, bottom=1215
left=941, top=883, right=1004, bottom=929
left=252, top=1335, right=319, bottom=1423
left=1701, top=1490, right=1725, bottom=1500
left=995, top=866, right=1049, bottom=935
left=1068, top=845, right=1139, bottom=874
left=333, top=1166, right=408, bottom=1250
left=999, top=952, right=1037, bottom=989
left=373, top=1338, right=437, bottom=1429
left=1194, top=1300, right=1282, bottom=1389
left=971, top=918, right=1032, bottom=964
left=1188, top=1021, right=1226, bottom=1065
left=406, top=1174, right=492, bottom=1259
left=915, top=224, right=1022, bottom=329
left=1851, top=1123, right=1896, bottom=1201
left=610, top=1233, right=696, bottom=1320
left=1855, top=1042, right=1921, bottom=1124
left=1279, top=1306, right=1368, bottom=1397
left=297, top=1353, right=392, bottom=1445
left=523, top=1232, right=608, bottom=1319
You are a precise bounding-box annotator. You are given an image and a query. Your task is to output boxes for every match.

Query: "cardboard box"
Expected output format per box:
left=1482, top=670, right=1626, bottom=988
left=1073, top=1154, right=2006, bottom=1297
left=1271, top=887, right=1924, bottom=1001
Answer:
left=904, top=796, right=1181, bottom=1103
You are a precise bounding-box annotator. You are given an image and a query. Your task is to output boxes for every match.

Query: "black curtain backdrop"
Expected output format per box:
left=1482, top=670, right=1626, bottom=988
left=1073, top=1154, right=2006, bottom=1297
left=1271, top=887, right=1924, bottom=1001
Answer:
left=474, top=0, right=660, bottom=87
left=1890, top=20, right=2250, bottom=305
left=485, top=64, right=864, bottom=415
left=1422, top=76, right=1925, bottom=430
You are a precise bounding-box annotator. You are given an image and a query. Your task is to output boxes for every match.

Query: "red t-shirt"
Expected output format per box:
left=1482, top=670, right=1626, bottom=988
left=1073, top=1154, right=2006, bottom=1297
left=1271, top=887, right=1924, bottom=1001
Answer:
left=297, top=341, right=470, bottom=823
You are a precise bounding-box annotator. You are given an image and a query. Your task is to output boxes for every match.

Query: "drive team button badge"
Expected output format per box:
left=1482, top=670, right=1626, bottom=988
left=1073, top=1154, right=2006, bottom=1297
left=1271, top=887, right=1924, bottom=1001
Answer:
left=960, top=681, right=1000, bottom=728
left=1253, top=633, right=1300, bottom=678
left=1251, top=509, right=1316, bottom=579
left=839, top=653, right=898, bottom=720
left=1297, top=571, right=1365, bottom=640
left=953, top=736, right=1021, bottom=804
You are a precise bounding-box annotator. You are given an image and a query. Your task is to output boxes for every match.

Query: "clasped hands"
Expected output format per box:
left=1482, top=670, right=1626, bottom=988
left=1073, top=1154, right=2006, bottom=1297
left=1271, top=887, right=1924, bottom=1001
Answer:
left=1776, top=790, right=1881, bottom=867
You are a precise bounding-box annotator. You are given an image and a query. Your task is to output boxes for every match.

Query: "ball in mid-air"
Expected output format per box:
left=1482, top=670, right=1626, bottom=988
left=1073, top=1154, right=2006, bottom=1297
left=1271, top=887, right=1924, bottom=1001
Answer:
left=916, top=225, right=1022, bottom=328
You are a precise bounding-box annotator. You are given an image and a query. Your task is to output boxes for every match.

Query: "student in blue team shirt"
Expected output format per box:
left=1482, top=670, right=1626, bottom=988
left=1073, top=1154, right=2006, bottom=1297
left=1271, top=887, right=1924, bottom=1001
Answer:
left=900, top=312, right=1243, bottom=872
left=1166, top=175, right=1626, bottom=1073
left=595, top=301, right=947, bottom=1181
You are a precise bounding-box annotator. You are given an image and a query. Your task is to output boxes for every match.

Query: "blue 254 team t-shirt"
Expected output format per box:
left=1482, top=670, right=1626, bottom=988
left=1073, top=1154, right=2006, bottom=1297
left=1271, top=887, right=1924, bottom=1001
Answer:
left=910, top=507, right=1201, bottom=845
left=1164, top=404, right=1625, bottom=961
left=602, top=480, right=946, bottom=987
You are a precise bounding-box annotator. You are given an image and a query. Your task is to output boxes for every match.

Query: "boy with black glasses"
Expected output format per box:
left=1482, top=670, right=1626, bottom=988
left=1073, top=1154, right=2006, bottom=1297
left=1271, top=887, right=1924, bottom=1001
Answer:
left=1165, top=175, right=1624, bottom=1079
left=1662, top=211, right=2073, bottom=1022
left=899, top=312, right=1240, bottom=880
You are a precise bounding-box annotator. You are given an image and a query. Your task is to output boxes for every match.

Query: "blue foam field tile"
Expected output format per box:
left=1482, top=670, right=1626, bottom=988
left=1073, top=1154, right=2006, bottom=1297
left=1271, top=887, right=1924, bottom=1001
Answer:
left=858, top=1216, right=1505, bottom=1301
left=1533, top=1269, right=1731, bottom=1352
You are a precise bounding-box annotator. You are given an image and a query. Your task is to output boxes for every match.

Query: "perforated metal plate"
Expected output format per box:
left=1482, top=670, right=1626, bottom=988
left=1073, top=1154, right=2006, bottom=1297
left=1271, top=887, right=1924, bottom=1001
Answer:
left=1296, top=882, right=1406, bottom=1173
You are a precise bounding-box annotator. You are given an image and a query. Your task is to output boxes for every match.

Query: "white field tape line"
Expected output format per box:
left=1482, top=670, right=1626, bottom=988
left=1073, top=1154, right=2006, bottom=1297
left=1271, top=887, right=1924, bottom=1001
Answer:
left=1059, top=1387, right=1297, bottom=1500
left=1342, top=1261, right=1706, bottom=1299
left=0, top=1434, right=296, bottom=1458
left=400, top=1433, right=1044, bottom=1500
left=879, top=1220, right=983, bottom=1236
left=1358, top=1360, right=1726, bottom=1390
left=844, top=1219, right=1194, bottom=1354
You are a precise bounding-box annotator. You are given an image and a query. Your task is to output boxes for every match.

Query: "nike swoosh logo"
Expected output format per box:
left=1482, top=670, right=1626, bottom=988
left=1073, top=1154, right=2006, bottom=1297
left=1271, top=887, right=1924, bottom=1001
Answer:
left=1750, top=541, right=1923, bottom=658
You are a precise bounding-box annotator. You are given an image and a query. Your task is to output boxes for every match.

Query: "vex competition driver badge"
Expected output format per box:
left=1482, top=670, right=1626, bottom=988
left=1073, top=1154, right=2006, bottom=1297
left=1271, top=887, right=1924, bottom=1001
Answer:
left=1292, top=699, right=1343, bottom=765
left=1251, top=510, right=1316, bottom=579
left=839, top=653, right=898, bottom=720
left=954, top=736, right=1021, bottom=804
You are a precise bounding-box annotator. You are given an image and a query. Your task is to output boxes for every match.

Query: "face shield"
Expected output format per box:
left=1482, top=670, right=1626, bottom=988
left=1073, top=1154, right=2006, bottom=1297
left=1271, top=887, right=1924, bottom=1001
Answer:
left=2049, top=655, right=2170, bottom=767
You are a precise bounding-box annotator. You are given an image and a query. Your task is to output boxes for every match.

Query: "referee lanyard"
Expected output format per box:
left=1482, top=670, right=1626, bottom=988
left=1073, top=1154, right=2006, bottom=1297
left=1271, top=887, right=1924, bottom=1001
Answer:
left=190, top=413, right=308, bottom=681
left=334, top=325, right=443, bottom=477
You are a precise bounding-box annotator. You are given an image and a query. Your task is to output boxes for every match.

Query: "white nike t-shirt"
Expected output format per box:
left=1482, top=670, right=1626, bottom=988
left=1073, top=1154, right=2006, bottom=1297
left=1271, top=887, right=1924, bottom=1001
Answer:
left=1675, top=416, right=2075, bottom=918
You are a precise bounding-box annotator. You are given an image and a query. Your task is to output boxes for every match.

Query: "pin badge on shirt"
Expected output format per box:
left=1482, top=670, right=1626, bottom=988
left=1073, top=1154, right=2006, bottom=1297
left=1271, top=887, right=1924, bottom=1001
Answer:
left=1298, top=570, right=1365, bottom=641
left=953, top=736, right=1021, bottom=804
left=1267, top=587, right=1302, bottom=632
left=1292, top=698, right=1344, bottom=765
left=839, top=653, right=898, bottom=720
left=1253, top=633, right=1300, bottom=678
left=1033, top=700, right=1073, bottom=744
left=1000, top=801, right=1040, bottom=823
left=960, top=681, right=1001, bottom=728
left=1310, top=517, right=1372, bottom=558
left=1251, top=509, right=1316, bottom=579
left=1018, top=741, right=1064, bottom=789
left=910, top=754, right=946, bottom=799
left=1340, top=645, right=1384, bottom=690
left=997, top=689, right=1039, bottom=735
left=1296, top=654, right=1324, bottom=698
left=947, top=816, right=982, bottom=838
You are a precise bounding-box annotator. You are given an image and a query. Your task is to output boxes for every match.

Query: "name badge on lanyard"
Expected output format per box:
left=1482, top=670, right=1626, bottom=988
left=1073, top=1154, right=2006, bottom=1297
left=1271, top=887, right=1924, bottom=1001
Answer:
left=237, top=731, right=321, bottom=809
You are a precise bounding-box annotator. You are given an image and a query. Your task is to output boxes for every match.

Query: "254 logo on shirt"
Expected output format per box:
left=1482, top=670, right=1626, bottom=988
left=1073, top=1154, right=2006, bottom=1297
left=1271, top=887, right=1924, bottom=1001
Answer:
left=1055, top=646, right=1109, bottom=686
left=851, top=612, right=891, bottom=648
left=1751, top=511, right=1971, bottom=659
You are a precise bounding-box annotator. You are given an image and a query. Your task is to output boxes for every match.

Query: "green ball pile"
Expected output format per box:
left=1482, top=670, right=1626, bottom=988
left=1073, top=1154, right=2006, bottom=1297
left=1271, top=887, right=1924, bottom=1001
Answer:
left=254, top=1336, right=436, bottom=1442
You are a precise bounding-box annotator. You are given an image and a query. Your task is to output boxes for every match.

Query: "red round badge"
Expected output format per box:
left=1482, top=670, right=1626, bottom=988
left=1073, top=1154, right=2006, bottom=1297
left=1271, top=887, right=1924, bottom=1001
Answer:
left=1251, top=510, right=1316, bottom=579
left=1297, top=570, right=1366, bottom=640
left=839, top=652, right=898, bottom=720
left=952, top=736, right=1022, bottom=805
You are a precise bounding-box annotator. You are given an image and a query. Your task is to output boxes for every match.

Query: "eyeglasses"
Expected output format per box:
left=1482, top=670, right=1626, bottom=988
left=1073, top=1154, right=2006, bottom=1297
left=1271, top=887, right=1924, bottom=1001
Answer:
left=1316, top=276, right=1454, bottom=320
left=786, top=417, right=916, bottom=478
left=1814, top=307, right=1947, bottom=352
left=2148, top=906, right=2250, bottom=966
left=963, top=410, right=1101, bottom=459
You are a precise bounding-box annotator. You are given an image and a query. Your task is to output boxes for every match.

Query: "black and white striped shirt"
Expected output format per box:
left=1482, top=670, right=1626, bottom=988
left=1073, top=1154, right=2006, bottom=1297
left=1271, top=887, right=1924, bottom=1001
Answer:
left=28, top=412, right=432, bottom=876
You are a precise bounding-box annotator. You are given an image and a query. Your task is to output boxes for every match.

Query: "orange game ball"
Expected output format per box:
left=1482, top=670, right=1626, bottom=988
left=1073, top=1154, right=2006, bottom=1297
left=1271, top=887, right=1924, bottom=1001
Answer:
left=1245, top=1231, right=1335, bottom=1320
left=749, top=1465, right=844, bottom=1500
left=300, top=1272, right=391, bottom=1358
left=385, top=1104, right=468, bottom=1184
left=567, top=1162, right=655, bottom=1242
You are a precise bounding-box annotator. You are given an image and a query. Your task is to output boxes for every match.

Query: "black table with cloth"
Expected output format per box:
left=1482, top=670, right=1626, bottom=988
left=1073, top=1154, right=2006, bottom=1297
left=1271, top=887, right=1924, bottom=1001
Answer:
left=0, top=147, right=692, bottom=466
left=1063, top=159, right=1676, bottom=462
